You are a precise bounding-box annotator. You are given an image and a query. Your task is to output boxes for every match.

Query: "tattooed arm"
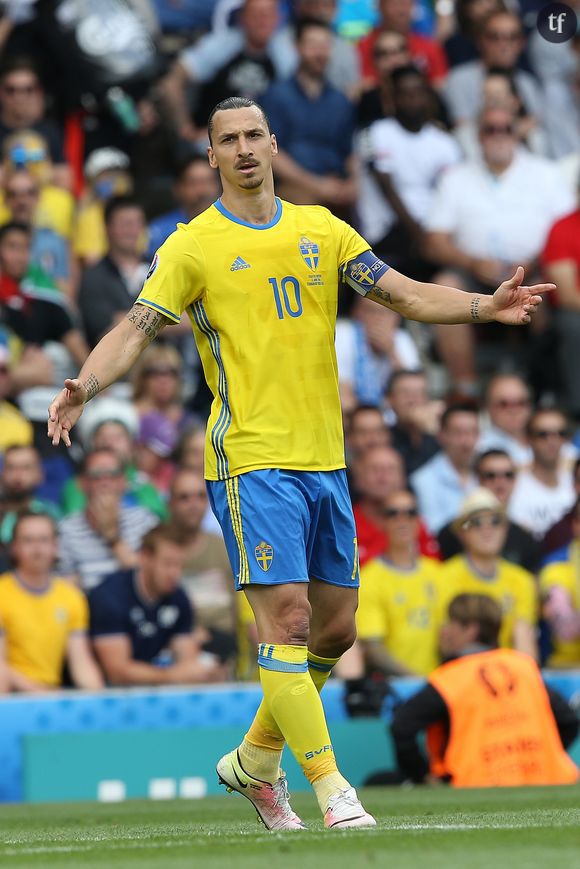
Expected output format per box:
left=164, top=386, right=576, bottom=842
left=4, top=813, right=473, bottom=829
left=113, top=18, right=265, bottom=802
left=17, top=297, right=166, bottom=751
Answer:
left=48, top=303, right=171, bottom=446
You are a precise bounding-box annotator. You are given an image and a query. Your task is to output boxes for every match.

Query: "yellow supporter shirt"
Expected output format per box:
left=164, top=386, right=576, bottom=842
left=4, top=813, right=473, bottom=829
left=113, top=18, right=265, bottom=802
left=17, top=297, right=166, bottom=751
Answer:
left=440, top=555, right=537, bottom=649
left=0, top=572, right=88, bottom=686
left=137, top=199, right=370, bottom=480
left=357, top=556, right=444, bottom=676
left=0, top=186, right=75, bottom=238
left=0, top=401, right=33, bottom=453
left=539, top=552, right=580, bottom=667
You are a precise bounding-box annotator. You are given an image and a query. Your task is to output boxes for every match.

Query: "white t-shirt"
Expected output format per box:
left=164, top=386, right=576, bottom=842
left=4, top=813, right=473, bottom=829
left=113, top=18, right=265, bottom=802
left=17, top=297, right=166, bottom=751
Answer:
left=426, top=150, right=575, bottom=262
left=508, top=469, right=575, bottom=539
left=335, top=319, right=421, bottom=396
left=357, top=120, right=462, bottom=244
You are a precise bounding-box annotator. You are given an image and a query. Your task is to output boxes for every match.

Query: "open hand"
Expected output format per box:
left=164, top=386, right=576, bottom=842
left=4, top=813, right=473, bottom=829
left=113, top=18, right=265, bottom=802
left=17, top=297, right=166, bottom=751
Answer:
left=47, top=378, right=88, bottom=447
left=492, top=266, right=554, bottom=326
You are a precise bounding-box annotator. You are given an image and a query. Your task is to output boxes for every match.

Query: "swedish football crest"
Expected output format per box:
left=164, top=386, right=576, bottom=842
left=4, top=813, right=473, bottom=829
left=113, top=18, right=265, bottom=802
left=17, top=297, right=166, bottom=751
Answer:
left=299, top=236, right=319, bottom=271
left=349, top=260, right=375, bottom=287
left=255, top=540, right=274, bottom=571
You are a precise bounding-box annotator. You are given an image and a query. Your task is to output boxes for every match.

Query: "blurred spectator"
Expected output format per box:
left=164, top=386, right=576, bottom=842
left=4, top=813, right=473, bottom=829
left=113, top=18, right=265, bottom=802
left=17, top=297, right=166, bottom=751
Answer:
left=509, top=408, right=576, bottom=540
left=543, top=459, right=580, bottom=559
left=437, top=449, right=541, bottom=572
left=426, top=107, right=574, bottom=385
left=174, top=423, right=206, bottom=474
left=58, top=448, right=159, bottom=590
left=454, top=67, right=548, bottom=159
left=441, top=488, right=538, bottom=657
left=0, top=443, right=58, bottom=540
left=73, top=148, right=133, bottom=266
left=357, top=0, right=448, bottom=86
left=345, top=404, right=390, bottom=464
left=358, top=66, right=461, bottom=280
left=167, top=469, right=237, bottom=665
left=78, top=196, right=149, bottom=347
left=136, top=413, right=178, bottom=496
left=261, top=18, right=356, bottom=212
left=352, top=444, right=439, bottom=564
left=2, top=169, right=71, bottom=296
left=0, top=56, right=68, bottom=186
left=542, top=180, right=580, bottom=417
left=335, top=294, right=420, bottom=412
left=89, top=524, right=223, bottom=686
left=1, top=129, right=74, bottom=239
left=443, top=0, right=502, bottom=69
left=410, top=403, right=479, bottom=534
left=540, top=498, right=580, bottom=668
left=61, top=403, right=167, bottom=521
left=0, top=512, right=103, bottom=692
left=278, top=0, right=361, bottom=96
left=477, top=373, right=532, bottom=466
left=357, top=488, right=444, bottom=676
left=146, top=156, right=220, bottom=258
left=0, top=222, right=87, bottom=374
left=391, top=593, right=578, bottom=786
left=357, top=29, right=410, bottom=129
left=387, top=369, right=441, bottom=475
left=160, top=0, right=292, bottom=144
left=132, top=342, right=192, bottom=434
left=443, top=10, right=542, bottom=125
left=0, top=344, right=32, bottom=454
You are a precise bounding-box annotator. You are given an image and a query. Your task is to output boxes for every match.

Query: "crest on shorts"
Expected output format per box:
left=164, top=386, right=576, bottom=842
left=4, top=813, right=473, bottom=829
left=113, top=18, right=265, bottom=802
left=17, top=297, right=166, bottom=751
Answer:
left=255, top=540, right=274, bottom=571
left=299, top=236, right=319, bottom=271
left=146, top=252, right=159, bottom=280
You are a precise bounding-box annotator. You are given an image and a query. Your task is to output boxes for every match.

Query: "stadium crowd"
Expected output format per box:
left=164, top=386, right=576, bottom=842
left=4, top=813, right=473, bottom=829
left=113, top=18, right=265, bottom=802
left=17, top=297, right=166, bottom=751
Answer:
left=0, top=0, right=579, bottom=741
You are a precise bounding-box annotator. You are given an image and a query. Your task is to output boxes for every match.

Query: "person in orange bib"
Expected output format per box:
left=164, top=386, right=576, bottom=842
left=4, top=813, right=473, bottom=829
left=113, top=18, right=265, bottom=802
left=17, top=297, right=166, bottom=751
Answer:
left=391, top=593, right=579, bottom=787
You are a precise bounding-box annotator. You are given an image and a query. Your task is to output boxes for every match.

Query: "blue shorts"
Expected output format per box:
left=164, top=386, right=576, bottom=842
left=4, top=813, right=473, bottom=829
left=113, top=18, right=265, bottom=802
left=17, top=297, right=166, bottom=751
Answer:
left=207, top=469, right=360, bottom=591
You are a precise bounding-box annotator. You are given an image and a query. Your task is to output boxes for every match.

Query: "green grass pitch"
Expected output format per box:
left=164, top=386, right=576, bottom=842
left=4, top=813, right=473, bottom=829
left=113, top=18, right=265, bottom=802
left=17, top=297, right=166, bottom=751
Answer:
left=1, top=786, right=579, bottom=869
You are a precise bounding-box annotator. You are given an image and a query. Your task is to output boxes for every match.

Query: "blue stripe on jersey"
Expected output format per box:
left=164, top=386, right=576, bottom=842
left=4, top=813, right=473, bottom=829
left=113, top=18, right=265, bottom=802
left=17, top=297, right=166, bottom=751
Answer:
left=137, top=298, right=181, bottom=323
left=190, top=300, right=231, bottom=479
left=213, top=197, right=283, bottom=230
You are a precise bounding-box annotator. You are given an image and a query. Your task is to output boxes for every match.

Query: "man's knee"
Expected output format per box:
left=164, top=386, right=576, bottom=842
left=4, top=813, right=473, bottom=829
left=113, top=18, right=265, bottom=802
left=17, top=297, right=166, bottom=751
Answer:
left=314, top=619, right=357, bottom=657
left=248, top=585, right=312, bottom=645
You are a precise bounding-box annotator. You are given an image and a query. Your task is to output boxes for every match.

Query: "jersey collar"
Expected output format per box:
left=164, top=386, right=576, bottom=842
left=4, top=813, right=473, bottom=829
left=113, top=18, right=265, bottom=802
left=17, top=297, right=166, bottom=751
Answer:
left=213, top=197, right=282, bottom=230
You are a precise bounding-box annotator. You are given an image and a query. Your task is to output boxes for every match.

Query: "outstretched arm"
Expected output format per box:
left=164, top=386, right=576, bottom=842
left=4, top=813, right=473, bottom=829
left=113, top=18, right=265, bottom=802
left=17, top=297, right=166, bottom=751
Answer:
left=48, top=303, right=171, bottom=447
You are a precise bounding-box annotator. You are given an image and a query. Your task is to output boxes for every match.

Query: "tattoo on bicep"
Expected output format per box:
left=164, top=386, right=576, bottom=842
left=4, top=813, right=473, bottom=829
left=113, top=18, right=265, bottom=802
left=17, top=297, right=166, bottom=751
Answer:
left=369, top=285, right=392, bottom=305
left=83, top=373, right=100, bottom=401
left=127, top=303, right=168, bottom=340
left=470, top=297, right=481, bottom=321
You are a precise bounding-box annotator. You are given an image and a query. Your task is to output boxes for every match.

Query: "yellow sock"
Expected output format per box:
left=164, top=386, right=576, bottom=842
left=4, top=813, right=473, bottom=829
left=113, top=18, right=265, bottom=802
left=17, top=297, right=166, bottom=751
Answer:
left=307, top=651, right=340, bottom=693
left=257, top=643, right=344, bottom=787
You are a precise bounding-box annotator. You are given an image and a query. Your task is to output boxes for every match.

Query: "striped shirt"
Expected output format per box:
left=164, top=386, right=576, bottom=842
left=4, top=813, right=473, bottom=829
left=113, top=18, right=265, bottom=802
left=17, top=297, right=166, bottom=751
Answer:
left=58, top=506, right=159, bottom=591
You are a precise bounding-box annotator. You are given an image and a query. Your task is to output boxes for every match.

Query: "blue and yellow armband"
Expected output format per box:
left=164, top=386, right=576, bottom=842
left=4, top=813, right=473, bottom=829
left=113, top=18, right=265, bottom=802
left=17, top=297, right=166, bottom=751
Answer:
left=341, top=250, right=390, bottom=297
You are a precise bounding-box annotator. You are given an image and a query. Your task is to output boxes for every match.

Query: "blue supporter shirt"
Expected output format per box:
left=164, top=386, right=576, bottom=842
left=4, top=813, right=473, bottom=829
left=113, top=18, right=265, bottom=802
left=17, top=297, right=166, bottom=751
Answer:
left=89, top=569, right=193, bottom=664
left=261, top=76, right=355, bottom=177
left=147, top=208, right=189, bottom=259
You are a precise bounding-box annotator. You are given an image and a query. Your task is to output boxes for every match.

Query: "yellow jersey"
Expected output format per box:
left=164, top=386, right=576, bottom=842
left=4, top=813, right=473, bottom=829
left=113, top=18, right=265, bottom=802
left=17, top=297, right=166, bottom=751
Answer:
left=0, top=572, right=88, bottom=686
left=539, top=553, right=580, bottom=667
left=439, top=556, right=537, bottom=649
left=137, top=199, right=369, bottom=480
left=357, top=556, right=444, bottom=676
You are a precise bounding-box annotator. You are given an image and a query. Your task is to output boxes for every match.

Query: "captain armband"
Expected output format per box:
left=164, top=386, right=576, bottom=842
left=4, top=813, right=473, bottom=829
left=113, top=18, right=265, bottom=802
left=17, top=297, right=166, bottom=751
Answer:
left=341, top=250, right=390, bottom=297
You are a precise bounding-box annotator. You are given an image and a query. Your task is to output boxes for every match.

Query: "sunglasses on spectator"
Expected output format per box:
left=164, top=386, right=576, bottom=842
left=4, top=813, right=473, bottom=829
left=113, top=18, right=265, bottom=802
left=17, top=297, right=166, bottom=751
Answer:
left=85, top=468, right=124, bottom=480
left=374, top=46, right=406, bottom=58
left=484, top=30, right=521, bottom=41
left=6, top=187, right=38, bottom=198
left=383, top=507, right=418, bottom=518
left=144, top=366, right=179, bottom=377
left=481, top=124, right=515, bottom=136
left=492, top=398, right=529, bottom=409
left=461, top=513, right=505, bottom=530
left=479, top=469, right=515, bottom=481
left=173, top=491, right=206, bottom=501
left=530, top=429, right=567, bottom=440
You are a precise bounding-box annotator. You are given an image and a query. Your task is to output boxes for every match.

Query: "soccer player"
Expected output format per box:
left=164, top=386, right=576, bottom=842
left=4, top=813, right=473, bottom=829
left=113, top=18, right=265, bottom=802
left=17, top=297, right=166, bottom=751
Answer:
left=47, top=96, right=551, bottom=831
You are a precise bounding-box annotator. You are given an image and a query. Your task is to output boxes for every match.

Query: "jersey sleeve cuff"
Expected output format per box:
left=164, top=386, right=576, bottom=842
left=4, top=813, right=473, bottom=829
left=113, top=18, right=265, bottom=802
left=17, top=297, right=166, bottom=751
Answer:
left=137, top=298, right=181, bottom=324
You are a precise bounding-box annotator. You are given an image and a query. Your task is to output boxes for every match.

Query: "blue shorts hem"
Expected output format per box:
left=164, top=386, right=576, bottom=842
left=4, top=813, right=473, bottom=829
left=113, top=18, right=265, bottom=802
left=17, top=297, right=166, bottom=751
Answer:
left=309, top=573, right=360, bottom=589
left=236, top=577, right=310, bottom=591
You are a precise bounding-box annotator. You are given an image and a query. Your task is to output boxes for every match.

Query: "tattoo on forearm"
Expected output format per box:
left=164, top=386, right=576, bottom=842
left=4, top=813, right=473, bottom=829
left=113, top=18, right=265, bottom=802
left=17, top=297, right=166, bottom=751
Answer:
left=369, top=285, right=392, bottom=305
left=83, top=373, right=100, bottom=401
left=470, top=297, right=480, bottom=321
left=127, top=303, right=168, bottom=341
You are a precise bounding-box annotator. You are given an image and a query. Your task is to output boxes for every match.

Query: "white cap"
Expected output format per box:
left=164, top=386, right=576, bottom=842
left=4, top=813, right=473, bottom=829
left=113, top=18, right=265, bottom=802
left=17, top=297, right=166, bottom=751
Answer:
left=84, top=147, right=130, bottom=180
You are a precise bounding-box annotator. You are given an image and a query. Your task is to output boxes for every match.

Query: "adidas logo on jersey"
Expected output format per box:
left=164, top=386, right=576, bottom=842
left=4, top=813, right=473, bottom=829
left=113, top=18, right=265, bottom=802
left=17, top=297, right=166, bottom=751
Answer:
left=230, top=256, right=251, bottom=271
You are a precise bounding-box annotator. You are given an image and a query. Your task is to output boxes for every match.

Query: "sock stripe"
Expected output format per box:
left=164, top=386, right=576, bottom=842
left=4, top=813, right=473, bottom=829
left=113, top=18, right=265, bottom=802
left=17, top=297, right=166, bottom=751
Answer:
left=308, top=659, right=334, bottom=673
left=258, top=656, right=308, bottom=673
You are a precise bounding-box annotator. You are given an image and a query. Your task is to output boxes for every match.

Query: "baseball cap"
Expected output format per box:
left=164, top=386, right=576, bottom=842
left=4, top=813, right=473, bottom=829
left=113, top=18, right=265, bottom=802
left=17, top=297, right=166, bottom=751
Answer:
left=77, top=397, right=139, bottom=447
left=84, top=147, right=130, bottom=180
left=452, top=487, right=505, bottom=532
left=139, top=412, right=178, bottom=458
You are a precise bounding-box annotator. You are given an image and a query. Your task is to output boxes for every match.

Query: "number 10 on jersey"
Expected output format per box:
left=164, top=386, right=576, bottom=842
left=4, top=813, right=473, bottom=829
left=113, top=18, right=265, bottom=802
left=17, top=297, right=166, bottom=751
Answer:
left=269, top=276, right=303, bottom=320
